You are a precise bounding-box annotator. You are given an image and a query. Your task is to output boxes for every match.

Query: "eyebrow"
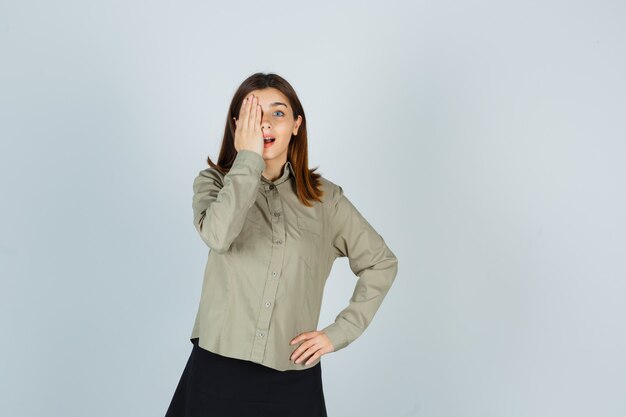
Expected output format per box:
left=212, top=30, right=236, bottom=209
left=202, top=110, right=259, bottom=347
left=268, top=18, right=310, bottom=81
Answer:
left=269, top=102, right=289, bottom=108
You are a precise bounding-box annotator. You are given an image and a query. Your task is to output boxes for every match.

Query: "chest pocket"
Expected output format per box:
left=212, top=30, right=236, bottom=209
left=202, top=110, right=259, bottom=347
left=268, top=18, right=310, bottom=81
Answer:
left=244, top=205, right=263, bottom=231
left=232, top=206, right=262, bottom=248
left=230, top=205, right=264, bottom=253
left=295, top=214, right=322, bottom=271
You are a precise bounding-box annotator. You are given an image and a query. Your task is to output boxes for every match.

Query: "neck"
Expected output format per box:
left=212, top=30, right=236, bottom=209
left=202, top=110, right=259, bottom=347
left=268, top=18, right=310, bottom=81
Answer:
left=262, top=157, right=287, bottom=182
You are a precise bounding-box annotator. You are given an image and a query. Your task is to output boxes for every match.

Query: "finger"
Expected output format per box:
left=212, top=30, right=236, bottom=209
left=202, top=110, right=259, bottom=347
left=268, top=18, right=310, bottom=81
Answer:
left=236, top=98, right=244, bottom=124
left=290, top=331, right=314, bottom=346
left=250, top=99, right=259, bottom=130
left=239, top=94, right=249, bottom=119
left=240, top=95, right=251, bottom=129
left=290, top=338, right=313, bottom=361
left=296, top=342, right=319, bottom=362
left=290, top=343, right=305, bottom=361
left=292, top=349, right=306, bottom=363
left=305, top=351, right=321, bottom=366
left=247, top=95, right=257, bottom=130
left=238, top=97, right=247, bottom=129
left=296, top=345, right=318, bottom=364
left=255, top=101, right=262, bottom=131
left=290, top=332, right=305, bottom=345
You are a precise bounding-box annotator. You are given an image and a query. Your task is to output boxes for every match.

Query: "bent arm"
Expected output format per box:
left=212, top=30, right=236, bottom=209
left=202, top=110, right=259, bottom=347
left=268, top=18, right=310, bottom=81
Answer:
left=192, top=150, right=265, bottom=253
left=322, top=185, right=399, bottom=352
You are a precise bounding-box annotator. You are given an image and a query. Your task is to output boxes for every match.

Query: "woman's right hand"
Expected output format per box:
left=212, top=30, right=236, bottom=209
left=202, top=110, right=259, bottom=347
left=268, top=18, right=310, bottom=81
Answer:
left=233, top=94, right=263, bottom=156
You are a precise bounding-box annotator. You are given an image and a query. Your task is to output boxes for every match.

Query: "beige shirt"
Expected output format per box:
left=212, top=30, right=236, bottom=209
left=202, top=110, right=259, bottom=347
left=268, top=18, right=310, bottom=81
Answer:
left=189, top=149, right=398, bottom=371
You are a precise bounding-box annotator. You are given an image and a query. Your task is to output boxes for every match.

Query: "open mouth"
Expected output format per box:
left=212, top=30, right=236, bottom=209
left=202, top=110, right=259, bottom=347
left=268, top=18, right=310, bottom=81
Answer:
left=263, top=137, right=275, bottom=143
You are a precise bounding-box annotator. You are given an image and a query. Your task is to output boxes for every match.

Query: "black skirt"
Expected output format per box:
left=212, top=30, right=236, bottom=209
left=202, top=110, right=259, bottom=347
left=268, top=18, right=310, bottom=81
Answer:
left=165, top=338, right=328, bottom=417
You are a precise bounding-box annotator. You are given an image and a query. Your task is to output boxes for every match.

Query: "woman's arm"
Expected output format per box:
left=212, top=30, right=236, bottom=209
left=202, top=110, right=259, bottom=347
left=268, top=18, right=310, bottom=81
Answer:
left=192, top=149, right=265, bottom=253
left=321, top=185, right=399, bottom=352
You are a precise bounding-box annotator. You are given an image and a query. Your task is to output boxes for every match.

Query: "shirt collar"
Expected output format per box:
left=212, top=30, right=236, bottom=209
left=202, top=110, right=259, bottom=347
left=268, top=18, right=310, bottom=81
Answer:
left=261, top=160, right=294, bottom=187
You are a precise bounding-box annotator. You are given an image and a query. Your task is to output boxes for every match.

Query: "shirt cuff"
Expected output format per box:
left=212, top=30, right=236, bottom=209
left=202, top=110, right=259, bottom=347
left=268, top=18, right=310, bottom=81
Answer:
left=322, top=322, right=350, bottom=352
left=233, top=149, right=265, bottom=174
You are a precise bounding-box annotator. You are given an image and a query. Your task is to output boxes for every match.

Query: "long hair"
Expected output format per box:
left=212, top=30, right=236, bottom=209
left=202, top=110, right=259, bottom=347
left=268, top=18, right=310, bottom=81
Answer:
left=206, top=72, right=323, bottom=207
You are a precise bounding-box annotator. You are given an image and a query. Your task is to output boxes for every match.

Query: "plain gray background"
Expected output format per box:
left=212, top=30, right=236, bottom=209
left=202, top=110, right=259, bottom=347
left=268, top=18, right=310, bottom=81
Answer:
left=1, top=1, right=625, bottom=416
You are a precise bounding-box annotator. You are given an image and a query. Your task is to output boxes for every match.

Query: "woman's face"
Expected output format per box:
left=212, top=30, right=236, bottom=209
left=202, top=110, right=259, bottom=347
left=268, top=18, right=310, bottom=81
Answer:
left=248, top=88, right=302, bottom=164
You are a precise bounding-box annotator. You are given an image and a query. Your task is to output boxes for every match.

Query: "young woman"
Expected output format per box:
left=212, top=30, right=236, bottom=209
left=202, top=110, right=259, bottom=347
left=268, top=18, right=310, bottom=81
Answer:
left=165, top=72, right=398, bottom=417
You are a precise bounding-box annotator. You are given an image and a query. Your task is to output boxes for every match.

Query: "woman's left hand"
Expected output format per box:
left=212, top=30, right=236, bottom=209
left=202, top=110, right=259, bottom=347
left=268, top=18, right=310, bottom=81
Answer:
left=289, top=330, right=335, bottom=365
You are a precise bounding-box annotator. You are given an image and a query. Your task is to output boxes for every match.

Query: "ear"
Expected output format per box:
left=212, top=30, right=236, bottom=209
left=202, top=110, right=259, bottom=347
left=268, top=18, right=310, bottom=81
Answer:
left=293, top=115, right=302, bottom=136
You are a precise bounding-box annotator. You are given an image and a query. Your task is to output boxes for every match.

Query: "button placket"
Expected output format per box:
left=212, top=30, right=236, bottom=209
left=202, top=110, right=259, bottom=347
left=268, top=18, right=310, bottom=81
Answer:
left=250, top=181, right=287, bottom=362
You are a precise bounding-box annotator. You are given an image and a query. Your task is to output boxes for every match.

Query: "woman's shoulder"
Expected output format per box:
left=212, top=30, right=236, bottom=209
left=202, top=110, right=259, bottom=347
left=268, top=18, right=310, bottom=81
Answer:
left=197, top=165, right=223, bottom=176
left=196, top=166, right=225, bottom=181
left=318, top=175, right=344, bottom=205
left=192, top=167, right=226, bottom=193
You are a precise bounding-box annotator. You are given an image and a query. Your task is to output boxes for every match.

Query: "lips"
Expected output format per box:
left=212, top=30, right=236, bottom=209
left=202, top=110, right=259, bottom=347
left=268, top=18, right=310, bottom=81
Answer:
left=263, top=136, right=275, bottom=143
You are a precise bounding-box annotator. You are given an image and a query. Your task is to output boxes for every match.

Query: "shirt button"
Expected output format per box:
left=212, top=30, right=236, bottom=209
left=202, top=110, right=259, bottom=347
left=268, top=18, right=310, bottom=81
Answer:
left=275, top=239, right=282, bottom=245
left=273, top=212, right=280, bottom=217
left=260, top=332, right=265, bottom=337
left=265, top=302, right=271, bottom=307
left=269, top=184, right=275, bottom=190
left=272, top=271, right=277, bottom=276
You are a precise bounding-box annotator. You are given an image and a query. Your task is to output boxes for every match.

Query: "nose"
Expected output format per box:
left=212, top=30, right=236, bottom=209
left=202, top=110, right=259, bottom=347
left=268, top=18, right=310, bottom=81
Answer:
left=260, top=109, right=271, bottom=129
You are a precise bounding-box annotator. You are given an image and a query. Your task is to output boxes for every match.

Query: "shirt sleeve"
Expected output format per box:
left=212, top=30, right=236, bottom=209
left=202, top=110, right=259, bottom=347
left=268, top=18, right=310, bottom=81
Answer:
left=321, top=185, right=399, bottom=352
left=192, top=149, right=265, bottom=253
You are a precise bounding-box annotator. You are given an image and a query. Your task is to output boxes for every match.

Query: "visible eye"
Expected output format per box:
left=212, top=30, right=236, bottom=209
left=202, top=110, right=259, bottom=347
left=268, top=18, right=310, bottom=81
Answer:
left=273, top=111, right=285, bottom=117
